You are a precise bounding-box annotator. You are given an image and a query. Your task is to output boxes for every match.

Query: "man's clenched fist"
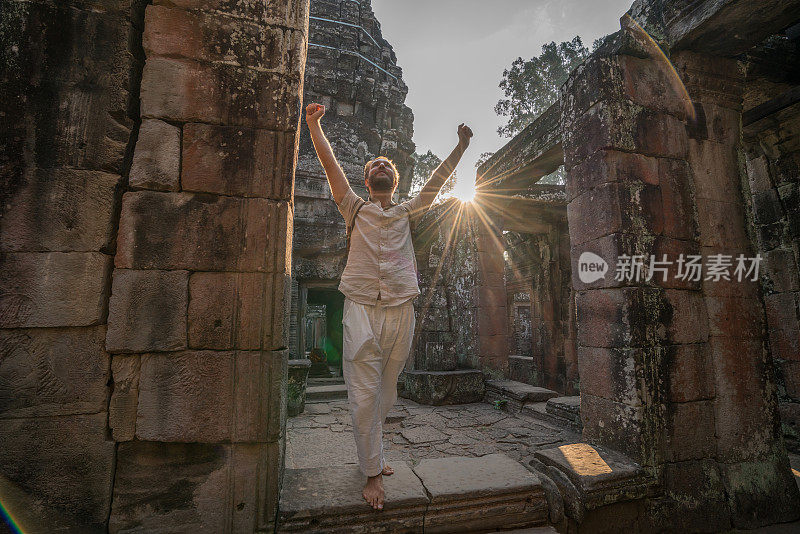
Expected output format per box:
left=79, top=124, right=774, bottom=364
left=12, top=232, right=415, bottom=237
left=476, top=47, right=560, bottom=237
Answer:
left=306, top=103, right=325, bottom=124
left=457, top=123, right=473, bottom=149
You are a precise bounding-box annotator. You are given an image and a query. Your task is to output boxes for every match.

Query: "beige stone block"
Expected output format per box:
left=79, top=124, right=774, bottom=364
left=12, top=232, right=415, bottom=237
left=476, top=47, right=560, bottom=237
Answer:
left=109, top=354, right=141, bottom=441
left=182, top=123, right=295, bottom=200
left=106, top=269, right=189, bottom=353
left=0, top=168, right=122, bottom=252
left=129, top=119, right=181, bottom=191
left=0, top=252, right=112, bottom=328
left=135, top=350, right=286, bottom=442
left=115, top=191, right=292, bottom=273
left=0, top=413, right=115, bottom=532
left=188, top=272, right=290, bottom=351
left=109, top=441, right=279, bottom=533
left=0, top=326, right=109, bottom=418
left=140, top=57, right=301, bottom=130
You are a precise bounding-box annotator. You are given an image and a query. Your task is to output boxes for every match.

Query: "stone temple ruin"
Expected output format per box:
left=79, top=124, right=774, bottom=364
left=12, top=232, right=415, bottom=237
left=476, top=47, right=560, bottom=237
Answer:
left=1, top=0, right=800, bottom=532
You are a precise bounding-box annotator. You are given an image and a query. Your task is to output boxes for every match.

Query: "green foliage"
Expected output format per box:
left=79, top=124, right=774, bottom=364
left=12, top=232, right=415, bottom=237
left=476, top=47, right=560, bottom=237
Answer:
left=492, top=399, right=508, bottom=410
left=495, top=36, right=611, bottom=138
left=475, top=151, right=495, bottom=170
left=410, top=149, right=455, bottom=200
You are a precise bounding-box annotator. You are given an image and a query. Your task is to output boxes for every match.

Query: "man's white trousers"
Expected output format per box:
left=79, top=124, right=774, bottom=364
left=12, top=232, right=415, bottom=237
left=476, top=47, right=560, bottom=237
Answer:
left=341, top=297, right=415, bottom=477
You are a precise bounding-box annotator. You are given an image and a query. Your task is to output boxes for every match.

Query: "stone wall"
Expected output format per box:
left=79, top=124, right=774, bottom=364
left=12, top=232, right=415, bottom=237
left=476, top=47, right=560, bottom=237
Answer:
left=290, top=0, right=414, bottom=358
left=410, top=200, right=480, bottom=373
left=0, top=0, right=309, bottom=531
left=562, top=14, right=799, bottom=529
left=741, top=35, right=800, bottom=452
left=0, top=0, right=144, bottom=530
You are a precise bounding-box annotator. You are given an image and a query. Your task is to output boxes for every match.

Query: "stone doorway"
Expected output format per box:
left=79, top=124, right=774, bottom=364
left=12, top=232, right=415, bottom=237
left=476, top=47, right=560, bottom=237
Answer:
left=299, top=283, right=345, bottom=377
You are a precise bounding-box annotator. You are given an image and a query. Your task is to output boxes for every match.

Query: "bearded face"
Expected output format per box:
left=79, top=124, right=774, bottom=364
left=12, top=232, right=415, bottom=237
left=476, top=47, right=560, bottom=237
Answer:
left=367, top=159, right=396, bottom=192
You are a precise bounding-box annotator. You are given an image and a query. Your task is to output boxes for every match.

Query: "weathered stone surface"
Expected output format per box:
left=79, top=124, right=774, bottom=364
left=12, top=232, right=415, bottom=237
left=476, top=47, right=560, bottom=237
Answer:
left=663, top=400, right=716, bottom=462
left=563, top=100, right=688, bottom=170
left=577, top=346, right=642, bottom=407
left=486, top=380, right=559, bottom=403
left=110, top=441, right=277, bottom=534
left=129, top=119, right=181, bottom=191
left=0, top=168, right=123, bottom=252
left=0, top=252, right=112, bottom=328
left=535, top=443, right=652, bottom=510
left=0, top=326, right=109, bottom=418
left=402, top=370, right=485, bottom=405
left=400, top=425, right=448, bottom=444
left=0, top=413, right=115, bottom=532
left=278, top=462, right=428, bottom=533
left=182, top=123, right=296, bottom=200
left=135, top=350, right=286, bottom=442
left=109, top=354, right=141, bottom=442
left=720, top=456, right=800, bottom=529
left=140, top=57, right=301, bottom=130
left=144, top=5, right=305, bottom=76
left=0, top=2, right=136, bottom=176
left=413, top=454, right=548, bottom=532
left=665, top=343, right=715, bottom=403
left=581, top=393, right=645, bottom=463
left=115, top=191, right=292, bottom=272
left=188, top=272, right=290, bottom=350
left=155, top=0, right=309, bottom=29
left=106, top=269, right=189, bottom=353
left=568, top=182, right=663, bottom=248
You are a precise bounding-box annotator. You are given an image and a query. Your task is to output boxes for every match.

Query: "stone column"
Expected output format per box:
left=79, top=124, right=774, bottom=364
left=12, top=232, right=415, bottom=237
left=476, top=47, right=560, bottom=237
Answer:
left=674, top=50, right=799, bottom=528
left=475, top=211, right=510, bottom=376
left=104, top=1, right=309, bottom=532
left=563, top=27, right=700, bottom=473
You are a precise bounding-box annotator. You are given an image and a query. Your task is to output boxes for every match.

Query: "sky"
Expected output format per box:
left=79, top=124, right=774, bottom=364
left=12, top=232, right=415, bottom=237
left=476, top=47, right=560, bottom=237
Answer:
left=371, top=0, right=634, bottom=199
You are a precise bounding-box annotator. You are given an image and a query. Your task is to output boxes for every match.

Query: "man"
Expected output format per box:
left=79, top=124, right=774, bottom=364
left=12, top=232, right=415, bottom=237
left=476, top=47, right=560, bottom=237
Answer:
left=305, top=102, right=472, bottom=510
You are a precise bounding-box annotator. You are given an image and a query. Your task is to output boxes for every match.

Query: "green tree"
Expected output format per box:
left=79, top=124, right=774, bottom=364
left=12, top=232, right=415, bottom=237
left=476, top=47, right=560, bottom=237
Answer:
left=494, top=36, right=592, bottom=138
left=410, top=150, right=455, bottom=200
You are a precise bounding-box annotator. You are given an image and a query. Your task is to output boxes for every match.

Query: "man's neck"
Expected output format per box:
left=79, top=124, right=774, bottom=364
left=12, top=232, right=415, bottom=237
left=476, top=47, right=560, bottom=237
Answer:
left=370, top=191, right=393, bottom=208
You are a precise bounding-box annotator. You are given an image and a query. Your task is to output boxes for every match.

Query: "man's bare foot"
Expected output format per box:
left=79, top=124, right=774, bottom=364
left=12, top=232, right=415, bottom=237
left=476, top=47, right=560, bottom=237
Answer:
left=362, top=474, right=385, bottom=510
left=381, top=465, right=394, bottom=476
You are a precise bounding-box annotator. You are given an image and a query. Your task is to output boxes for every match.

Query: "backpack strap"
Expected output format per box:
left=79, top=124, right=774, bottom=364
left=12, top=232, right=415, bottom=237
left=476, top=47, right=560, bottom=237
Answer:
left=345, top=197, right=366, bottom=255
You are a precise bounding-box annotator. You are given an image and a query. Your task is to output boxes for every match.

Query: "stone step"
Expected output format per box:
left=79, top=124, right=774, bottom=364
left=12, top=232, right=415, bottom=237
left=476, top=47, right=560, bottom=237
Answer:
left=305, top=383, right=348, bottom=402
left=522, top=397, right=582, bottom=433
left=305, top=378, right=404, bottom=404
left=485, top=379, right=559, bottom=413
left=277, top=453, right=549, bottom=533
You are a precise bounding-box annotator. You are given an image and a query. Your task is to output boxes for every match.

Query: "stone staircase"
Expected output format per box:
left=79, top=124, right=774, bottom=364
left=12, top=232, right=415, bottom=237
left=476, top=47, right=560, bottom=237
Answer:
left=277, top=453, right=550, bottom=533
left=522, top=397, right=582, bottom=433
left=305, top=376, right=406, bottom=404
left=484, top=380, right=582, bottom=433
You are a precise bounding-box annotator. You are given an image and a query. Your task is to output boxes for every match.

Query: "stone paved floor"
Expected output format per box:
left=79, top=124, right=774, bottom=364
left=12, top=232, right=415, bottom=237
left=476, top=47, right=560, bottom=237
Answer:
left=285, top=397, right=582, bottom=470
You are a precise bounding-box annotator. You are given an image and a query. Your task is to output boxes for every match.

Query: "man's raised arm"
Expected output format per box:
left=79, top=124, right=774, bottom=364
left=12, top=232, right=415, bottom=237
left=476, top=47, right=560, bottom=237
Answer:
left=305, top=103, right=352, bottom=205
left=416, top=123, right=473, bottom=210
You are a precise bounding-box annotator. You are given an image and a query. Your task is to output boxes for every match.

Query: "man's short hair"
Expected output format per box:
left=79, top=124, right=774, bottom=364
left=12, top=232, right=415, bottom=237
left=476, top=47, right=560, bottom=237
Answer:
left=363, top=156, right=399, bottom=188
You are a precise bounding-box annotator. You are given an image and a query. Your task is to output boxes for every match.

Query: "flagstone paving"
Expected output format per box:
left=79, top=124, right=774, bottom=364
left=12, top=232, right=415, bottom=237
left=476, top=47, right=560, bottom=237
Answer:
left=285, top=397, right=582, bottom=470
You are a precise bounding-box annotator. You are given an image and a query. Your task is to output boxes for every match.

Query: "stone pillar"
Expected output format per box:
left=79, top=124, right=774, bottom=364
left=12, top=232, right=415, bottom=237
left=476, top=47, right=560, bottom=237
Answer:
left=0, top=0, right=140, bottom=530
left=563, top=28, right=699, bottom=472
left=475, top=211, right=510, bottom=376
left=105, top=1, right=309, bottom=532
left=675, top=50, right=800, bottom=528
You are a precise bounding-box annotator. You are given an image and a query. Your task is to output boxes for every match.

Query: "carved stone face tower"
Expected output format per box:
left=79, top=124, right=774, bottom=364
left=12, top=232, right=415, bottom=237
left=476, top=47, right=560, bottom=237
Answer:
left=290, top=0, right=415, bottom=366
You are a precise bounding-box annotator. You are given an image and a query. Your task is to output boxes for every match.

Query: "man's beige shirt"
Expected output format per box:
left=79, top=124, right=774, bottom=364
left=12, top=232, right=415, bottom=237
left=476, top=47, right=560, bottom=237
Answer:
left=336, top=187, right=427, bottom=306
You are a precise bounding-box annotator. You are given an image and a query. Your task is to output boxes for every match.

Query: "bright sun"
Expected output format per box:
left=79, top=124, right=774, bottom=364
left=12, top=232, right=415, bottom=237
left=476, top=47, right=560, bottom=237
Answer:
left=453, top=182, right=476, bottom=202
